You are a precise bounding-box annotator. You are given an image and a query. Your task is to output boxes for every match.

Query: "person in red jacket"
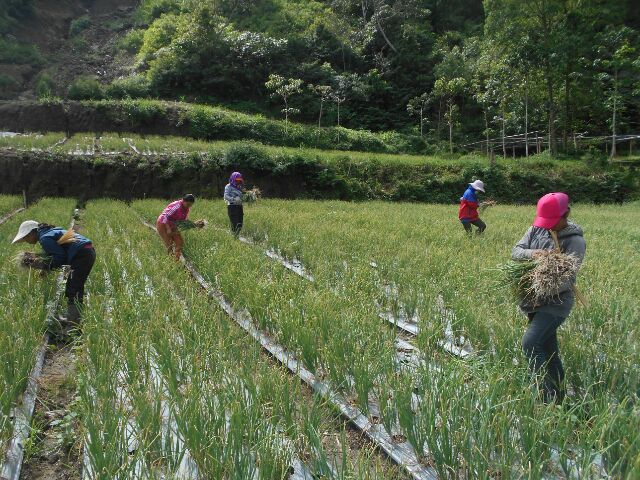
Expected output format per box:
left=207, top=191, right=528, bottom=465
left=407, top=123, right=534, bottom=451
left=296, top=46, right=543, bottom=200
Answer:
left=458, top=179, right=486, bottom=234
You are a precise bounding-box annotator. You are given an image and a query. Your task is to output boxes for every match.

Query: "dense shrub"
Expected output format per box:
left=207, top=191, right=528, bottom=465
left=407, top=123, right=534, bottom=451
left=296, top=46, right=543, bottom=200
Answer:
left=0, top=38, right=43, bottom=65
left=106, top=75, right=151, bottom=99
left=34, top=71, right=56, bottom=98
left=68, top=76, right=104, bottom=100
left=116, top=29, right=145, bottom=53
left=0, top=74, right=17, bottom=90
left=69, top=15, right=91, bottom=36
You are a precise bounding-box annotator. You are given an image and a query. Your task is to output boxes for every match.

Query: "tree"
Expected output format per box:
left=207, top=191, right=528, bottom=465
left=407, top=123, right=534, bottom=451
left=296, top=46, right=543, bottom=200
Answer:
left=433, top=77, right=467, bottom=153
left=484, top=0, right=581, bottom=157
left=594, top=26, right=637, bottom=158
left=331, top=73, right=367, bottom=128
left=308, top=84, right=334, bottom=128
left=265, top=74, right=304, bottom=129
left=407, top=93, right=431, bottom=137
left=432, top=41, right=469, bottom=153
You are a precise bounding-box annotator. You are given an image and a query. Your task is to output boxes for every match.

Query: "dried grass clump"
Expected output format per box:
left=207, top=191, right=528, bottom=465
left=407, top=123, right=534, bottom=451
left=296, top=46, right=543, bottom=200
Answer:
left=499, top=250, right=580, bottom=304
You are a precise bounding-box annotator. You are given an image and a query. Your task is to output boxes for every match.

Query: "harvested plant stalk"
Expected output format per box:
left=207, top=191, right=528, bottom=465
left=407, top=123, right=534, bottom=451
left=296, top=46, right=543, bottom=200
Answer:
left=243, top=187, right=262, bottom=205
left=499, top=250, right=580, bottom=304
left=15, top=252, right=50, bottom=270
left=479, top=200, right=497, bottom=213
left=176, top=219, right=207, bottom=231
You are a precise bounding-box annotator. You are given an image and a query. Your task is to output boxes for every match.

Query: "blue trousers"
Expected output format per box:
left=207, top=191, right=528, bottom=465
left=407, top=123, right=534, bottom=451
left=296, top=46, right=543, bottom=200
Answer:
left=522, top=311, right=566, bottom=403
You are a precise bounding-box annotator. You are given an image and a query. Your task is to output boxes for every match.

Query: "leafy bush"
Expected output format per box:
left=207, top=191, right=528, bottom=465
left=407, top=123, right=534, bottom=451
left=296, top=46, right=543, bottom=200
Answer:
left=0, top=38, right=43, bottom=65
left=34, top=71, right=56, bottom=99
left=106, top=75, right=150, bottom=99
left=116, top=29, right=145, bottom=53
left=68, top=76, right=104, bottom=100
left=69, top=15, right=91, bottom=37
left=0, top=74, right=17, bottom=90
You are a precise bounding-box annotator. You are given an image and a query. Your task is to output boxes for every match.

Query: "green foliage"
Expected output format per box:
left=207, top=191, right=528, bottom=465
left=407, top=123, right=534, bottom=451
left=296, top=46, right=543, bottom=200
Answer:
left=0, top=0, right=34, bottom=33
left=0, top=74, right=17, bottom=89
left=116, top=29, right=145, bottom=53
left=106, top=75, right=151, bottom=99
left=0, top=38, right=43, bottom=65
left=68, top=76, right=104, bottom=100
left=69, top=15, right=91, bottom=37
left=34, top=71, right=56, bottom=99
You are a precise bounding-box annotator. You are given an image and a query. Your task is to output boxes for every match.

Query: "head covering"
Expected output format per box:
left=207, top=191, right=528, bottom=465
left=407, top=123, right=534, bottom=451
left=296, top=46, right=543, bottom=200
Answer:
left=533, top=192, right=570, bottom=229
left=229, top=172, right=244, bottom=189
left=12, top=220, right=39, bottom=244
left=182, top=194, right=196, bottom=203
left=469, top=180, right=485, bottom=193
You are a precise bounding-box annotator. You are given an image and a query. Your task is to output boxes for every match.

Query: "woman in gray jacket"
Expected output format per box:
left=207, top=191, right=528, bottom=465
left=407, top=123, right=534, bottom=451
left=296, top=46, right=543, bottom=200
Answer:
left=511, top=192, right=586, bottom=403
left=224, top=171, right=245, bottom=237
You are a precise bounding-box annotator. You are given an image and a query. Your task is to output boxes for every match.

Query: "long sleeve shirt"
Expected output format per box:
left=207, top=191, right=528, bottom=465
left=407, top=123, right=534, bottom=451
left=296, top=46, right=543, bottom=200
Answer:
left=224, top=184, right=243, bottom=206
left=38, top=226, right=92, bottom=268
left=511, top=223, right=586, bottom=316
left=458, top=186, right=479, bottom=222
left=158, top=200, right=190, bottom=228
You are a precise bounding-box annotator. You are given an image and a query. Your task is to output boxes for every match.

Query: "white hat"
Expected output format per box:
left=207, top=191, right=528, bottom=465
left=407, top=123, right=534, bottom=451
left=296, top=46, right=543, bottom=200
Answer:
left=469, top=180, right=485, bottom=193
left=12, top=220, right=39, bottom=244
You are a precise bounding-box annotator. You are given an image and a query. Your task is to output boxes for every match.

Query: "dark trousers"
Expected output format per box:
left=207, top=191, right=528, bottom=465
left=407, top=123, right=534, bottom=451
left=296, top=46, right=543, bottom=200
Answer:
left=228, top=205, right=244, bottom=237
left=66, top=247, right=96, bottom=306
left=462, top=219, right=486, bottom=234
left=522, top=311, right=566, bottom=403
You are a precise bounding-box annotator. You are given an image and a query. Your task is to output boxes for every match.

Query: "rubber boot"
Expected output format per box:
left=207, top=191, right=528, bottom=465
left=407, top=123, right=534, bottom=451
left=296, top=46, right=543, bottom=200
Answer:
left=67, top=303, right=81, bottom=327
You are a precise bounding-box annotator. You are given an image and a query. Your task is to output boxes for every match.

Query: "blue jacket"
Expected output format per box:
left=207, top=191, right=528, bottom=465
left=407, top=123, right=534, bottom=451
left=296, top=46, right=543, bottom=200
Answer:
left=38, top=226, right=92, bottom=269
left=461, top=186, right=478, bottom=203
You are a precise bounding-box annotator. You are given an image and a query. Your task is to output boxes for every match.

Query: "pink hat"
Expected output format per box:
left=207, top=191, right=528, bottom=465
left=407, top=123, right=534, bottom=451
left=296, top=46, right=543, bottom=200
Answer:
left=533, top=193, right=570, bottom=229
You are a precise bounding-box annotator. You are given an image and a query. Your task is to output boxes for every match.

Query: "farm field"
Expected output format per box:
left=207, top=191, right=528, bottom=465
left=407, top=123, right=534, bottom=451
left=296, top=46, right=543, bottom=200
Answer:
left=0, top=198, right=75, bottom=447
left=1, top=197, right=639, bottom=479
left=0, top=132, right=587, bottom=169
left=132, top=199, right=639, bottom=478
left=0, top=195, right=23, bottom=219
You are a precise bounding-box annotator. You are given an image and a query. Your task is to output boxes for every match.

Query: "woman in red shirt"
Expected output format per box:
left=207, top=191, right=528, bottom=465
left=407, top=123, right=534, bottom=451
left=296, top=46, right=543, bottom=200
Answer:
left=157, top=194, right=195, bottom=260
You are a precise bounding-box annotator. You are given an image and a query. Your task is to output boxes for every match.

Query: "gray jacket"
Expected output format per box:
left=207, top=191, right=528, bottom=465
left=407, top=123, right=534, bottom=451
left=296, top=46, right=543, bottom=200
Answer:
left=224, top=184, right=243, bottom=206
left=511, top=222, right=586, bottom=317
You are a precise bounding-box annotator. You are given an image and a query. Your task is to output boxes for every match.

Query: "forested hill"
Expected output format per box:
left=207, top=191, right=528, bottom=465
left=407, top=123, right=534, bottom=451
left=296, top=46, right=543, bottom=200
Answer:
left=1, top=0, right=639, bottom=155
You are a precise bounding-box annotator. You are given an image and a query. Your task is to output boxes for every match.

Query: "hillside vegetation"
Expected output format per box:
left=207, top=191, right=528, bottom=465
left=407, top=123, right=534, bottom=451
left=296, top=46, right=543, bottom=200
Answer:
left=1, top=0, right=638, bottom=157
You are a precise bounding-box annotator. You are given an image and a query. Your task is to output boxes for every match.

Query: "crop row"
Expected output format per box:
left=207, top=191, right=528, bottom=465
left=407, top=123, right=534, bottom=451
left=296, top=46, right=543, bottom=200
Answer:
left=133, top=198, right=639, bottom=478
left=75, top=200, right=396, bottom=478
left=0, top=198, right=75, bottom=454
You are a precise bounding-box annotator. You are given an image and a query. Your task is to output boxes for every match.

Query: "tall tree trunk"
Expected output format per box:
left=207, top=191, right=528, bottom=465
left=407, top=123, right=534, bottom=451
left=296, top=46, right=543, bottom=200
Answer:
left=611, top=70, right=618, bottom=159
left=563, top=74, right=570, bottom=152
left=420, top=106, right=424, bottom=137
left=524, top=78, right=529, bottom=158
left=437, top=98, right=442, bottom=141
left=318, top=100, right=323, bottom=128
left=284, top=97, right=289, bottom=132
left=484, top=106, right=490, bottom=159
left=448, top=101, right=453, bottom=154
left=502, top=108, right=506, bottom=159
left=545, top=66, right=557, bottom=156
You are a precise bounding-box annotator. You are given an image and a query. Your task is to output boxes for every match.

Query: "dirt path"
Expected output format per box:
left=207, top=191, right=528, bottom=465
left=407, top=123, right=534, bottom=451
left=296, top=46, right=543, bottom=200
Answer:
left=19, top=340, right=82, bottom=480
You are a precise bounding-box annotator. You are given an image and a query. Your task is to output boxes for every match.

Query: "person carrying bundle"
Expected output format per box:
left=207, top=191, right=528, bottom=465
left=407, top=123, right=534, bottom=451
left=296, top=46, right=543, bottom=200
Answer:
left=12, top=221, right=95, bottom=326
left=224, top=172, right=246, bottom=237
left=459, top=179, right=487, bottom=235
left=511, top=192, right=586, bottom=404
left=157, top=194, right=203, bottom=260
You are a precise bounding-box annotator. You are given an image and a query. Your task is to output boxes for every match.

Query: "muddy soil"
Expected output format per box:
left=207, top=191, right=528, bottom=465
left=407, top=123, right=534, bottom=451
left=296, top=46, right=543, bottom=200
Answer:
left=20, top=341, right=82, bottom=480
